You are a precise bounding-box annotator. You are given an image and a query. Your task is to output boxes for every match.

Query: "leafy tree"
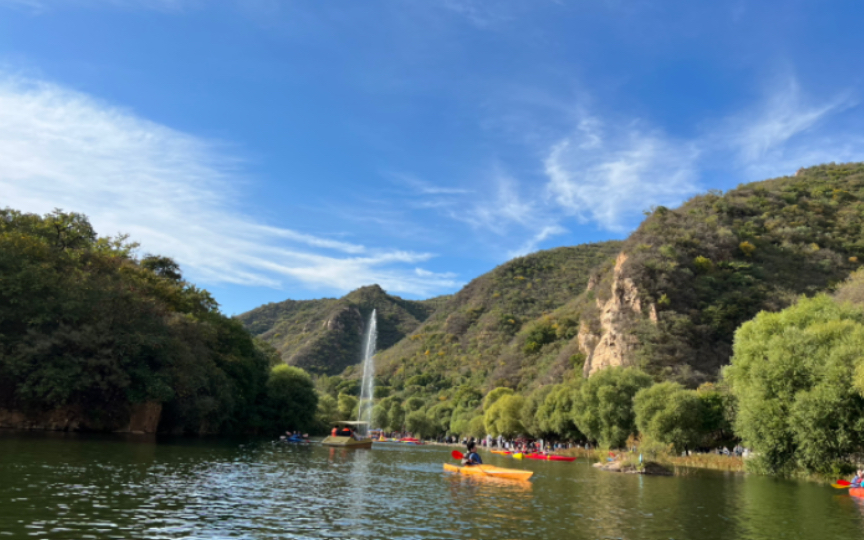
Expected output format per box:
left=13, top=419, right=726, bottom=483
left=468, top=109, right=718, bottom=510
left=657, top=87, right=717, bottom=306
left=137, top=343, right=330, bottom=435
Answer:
left=468, top=414, right=487, bottom=439
left=634, top=382, right=703, bottom=452
left=521, top=385, right=553, bottom=437
left=265, top=365, right=318, bottom=432
left=536, top=381, right=583, bottom=440
left=427, top=402, right=454, bottom=434
left=403, top=396, right=425, bottom=412
left=724, top=295, right=864, bottom=475
left=337, top=394, right=358, bottom=420
left=405, top=410, right=435, bottom=438
left=372, top=404, right=389, bottom=430
left=573, top=367, right=653, bottom=448
left=483, top=387, right=514, bottom=410
left=316, top=394, right=339, bottom=428
left=484, top=394, right=525, bottom=437
left=388, top=402, right=405, bottom=431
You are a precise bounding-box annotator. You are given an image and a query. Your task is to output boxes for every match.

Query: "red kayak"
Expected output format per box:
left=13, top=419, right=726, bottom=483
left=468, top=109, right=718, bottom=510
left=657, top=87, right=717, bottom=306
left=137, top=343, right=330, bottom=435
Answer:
left=524, top=453, right=576, bottom=462
left=851, top=488, right=864, bottom=498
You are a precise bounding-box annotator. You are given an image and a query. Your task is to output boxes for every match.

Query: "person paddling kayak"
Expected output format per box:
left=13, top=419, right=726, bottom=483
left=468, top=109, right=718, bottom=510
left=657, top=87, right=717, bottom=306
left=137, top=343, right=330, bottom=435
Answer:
left=461, top=441, right=483, bottom=466
left=852, top=469, right=863, bottom=487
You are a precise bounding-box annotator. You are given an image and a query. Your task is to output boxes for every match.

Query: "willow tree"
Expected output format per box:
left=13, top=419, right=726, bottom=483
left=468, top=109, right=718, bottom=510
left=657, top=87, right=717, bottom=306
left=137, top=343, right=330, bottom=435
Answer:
left=724, top=295, right=864, bottom=475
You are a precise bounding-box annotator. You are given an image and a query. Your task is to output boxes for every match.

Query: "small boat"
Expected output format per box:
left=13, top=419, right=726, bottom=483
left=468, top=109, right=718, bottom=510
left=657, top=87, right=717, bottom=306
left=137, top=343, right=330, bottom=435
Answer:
left=443, top=463, right=533, bottom=481
left=512, top=453, right=524, bottom=460
left=524, top=453, right=576, bottom=462
left=321, top=421, right=374, bottom=449
left=490, top=450, right=512, bottom=455
left=400, top=437, right=423, bottom=445
left=851, top=487, right=864, bottom=498
left=281, top=436, right=309, bottom=444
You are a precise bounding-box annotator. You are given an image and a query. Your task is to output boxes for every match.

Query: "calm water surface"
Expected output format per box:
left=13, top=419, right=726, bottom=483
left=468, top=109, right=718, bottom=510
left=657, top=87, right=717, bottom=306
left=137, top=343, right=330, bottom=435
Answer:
left=1, top=432, right=862, bottom=539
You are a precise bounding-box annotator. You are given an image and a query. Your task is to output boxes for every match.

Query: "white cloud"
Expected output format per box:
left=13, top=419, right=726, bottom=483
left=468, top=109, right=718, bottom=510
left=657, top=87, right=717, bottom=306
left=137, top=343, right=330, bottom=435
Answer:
left=723, top=79, right=862, bottom=179
left=508, top=224, right=567, bottom=258
left=544, top=117, right=700, bottom=231
left=0, top=74, right=461, bottom=298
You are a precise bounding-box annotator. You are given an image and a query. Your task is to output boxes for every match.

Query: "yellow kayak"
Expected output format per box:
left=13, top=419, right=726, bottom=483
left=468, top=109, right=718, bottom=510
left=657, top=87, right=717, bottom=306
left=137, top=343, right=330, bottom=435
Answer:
left=443, top=463, right=533, bottom=481
left=512, top=453, right=524, bottom=460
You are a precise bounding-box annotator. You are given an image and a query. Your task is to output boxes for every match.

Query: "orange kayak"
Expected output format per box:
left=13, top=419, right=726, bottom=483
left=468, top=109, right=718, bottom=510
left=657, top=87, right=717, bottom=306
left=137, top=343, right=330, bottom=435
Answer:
left=851, top=487, right=864, bottom=498
left=443, top=463, right=533, bottom=481
left=491, top=450, right=512, bottom=455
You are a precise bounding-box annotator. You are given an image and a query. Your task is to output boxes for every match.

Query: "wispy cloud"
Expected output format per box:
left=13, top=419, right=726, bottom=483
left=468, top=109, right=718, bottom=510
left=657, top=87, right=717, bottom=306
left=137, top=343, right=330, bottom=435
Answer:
left=544, top=117, right=700, bottom=232
left=722, top=78, right=861, bottom=179
left=0, top=74, right=461, bottom=298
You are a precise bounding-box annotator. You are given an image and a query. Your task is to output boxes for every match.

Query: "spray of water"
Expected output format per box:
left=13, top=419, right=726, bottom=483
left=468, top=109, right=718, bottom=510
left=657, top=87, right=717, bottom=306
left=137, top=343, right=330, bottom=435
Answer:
left=357, top=309, right=377, bottom=437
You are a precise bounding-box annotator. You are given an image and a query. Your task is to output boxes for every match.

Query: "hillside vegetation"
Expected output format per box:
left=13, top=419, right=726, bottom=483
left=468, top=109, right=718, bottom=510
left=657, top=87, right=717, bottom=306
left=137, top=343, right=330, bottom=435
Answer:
left=589, top=162, right=864, bottom=384
left=237, top=285, right=442, bottom=375
left=0, top=209, right=318, bottom=435
left=374, top=242, right=623, bottom=392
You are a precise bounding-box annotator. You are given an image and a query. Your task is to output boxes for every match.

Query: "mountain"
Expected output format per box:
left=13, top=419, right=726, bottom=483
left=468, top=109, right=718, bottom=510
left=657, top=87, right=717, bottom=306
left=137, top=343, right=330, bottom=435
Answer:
left=242, top=163, right=864, bottom=398
left=574, top=162, right=864, bottom=385
left=236, top=285, right=444, bottom=375
left=373, top=242, right=623, bottom=392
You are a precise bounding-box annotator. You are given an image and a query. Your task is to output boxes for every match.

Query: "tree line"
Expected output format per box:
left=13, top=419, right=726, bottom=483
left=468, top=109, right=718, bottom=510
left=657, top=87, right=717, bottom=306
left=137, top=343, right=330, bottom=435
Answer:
left=0, top=208, right=318, bottom=435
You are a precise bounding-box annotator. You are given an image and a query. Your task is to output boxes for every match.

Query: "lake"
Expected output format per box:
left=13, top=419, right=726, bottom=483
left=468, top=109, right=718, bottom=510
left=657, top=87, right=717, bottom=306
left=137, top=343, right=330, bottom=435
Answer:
left=1, top=432, right=862, bottom=539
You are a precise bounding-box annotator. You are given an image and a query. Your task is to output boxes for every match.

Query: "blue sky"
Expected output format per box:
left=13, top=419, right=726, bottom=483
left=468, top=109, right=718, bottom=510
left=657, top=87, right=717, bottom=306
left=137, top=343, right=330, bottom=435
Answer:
left=2, top=0, right=863, bottom=315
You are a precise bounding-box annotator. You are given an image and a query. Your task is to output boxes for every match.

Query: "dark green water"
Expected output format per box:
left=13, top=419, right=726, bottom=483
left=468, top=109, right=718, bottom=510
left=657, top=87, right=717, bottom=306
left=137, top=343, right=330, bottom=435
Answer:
left=1, top=432, right=862, bottom=540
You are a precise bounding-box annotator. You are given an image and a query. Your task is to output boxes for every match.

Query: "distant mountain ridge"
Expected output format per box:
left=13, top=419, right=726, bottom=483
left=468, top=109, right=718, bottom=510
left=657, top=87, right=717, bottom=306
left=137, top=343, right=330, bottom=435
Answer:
left=236, top=285, right=445, bottom=375
left=239, top=163, right=864, bottom=394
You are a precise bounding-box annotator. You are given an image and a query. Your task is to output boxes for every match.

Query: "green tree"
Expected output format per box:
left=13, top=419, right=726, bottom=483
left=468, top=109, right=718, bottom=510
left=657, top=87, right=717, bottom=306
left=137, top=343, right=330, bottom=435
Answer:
left=724, top=295, right=864, bottom=475
left=484, top=394, right=525, bottom=437
left=405, top=410, right=434, bottom=438
left=388, top=402, right=405, bottom=431
left=536, top=381, right=583, bottom=440
left=265, top=365, right=318, bottom=432
left=337, top=393, right=358, bottom=420
left=573, top=367, right=653, bottom=448
left=634, top=382, right=703, bottom=452
left=403, top=396, right=425, bottom=412
left=521, top=385, right=553, bottom=438
left=372, top=404, right=389, bottom=430
left=483, top=387, right=514, bottom=410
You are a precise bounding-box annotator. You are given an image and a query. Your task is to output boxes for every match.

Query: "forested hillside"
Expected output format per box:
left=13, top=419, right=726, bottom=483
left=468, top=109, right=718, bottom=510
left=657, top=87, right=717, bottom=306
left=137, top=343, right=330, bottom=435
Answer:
left=0, top=209, right=318, bottom=435
left=237, top=285, right=444, bottom=375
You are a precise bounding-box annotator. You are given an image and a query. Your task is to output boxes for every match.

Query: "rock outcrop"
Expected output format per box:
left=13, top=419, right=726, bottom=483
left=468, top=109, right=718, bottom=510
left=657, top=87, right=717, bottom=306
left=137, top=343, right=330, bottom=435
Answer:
left=578, top=252, right=655, bottom=376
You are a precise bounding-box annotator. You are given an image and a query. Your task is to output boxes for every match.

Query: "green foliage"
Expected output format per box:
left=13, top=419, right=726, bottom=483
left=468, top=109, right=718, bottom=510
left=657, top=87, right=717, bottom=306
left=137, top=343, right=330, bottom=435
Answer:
left=265, top=365, right=318, bottom=432
left=467, top=415, right=487, bottom=439
left=403, top=396, right=425, bottom=412
left=483, top=387, right=514, bottom=410
left=523, top=320, right=557, bottom=354
left=0, top=208, right=293, bottom=435
left=536, top=380, right=584, bottom=440
left=573, top=367, right=653, bottom=448
left=337, top=394, right=358, bottom=419
left=484, top=394, right=525, bottom=437
left=405, top=410, right=435, bottom=438
left=621, top=163, right=864, bottom=383
left=316, top=394, right=339, bottom=428
left=724, top=294, right=864, bottom=475
left=634, top=382, right=703, bottom=452
left=520, top=385, right=553, bottom=437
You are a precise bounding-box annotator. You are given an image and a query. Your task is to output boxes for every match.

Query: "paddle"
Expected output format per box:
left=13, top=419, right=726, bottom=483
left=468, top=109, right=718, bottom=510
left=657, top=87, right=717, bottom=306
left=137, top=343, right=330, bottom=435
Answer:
left=832, top=479, right=861, bottom=489
left=451, top=450, right=464, bottom=460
